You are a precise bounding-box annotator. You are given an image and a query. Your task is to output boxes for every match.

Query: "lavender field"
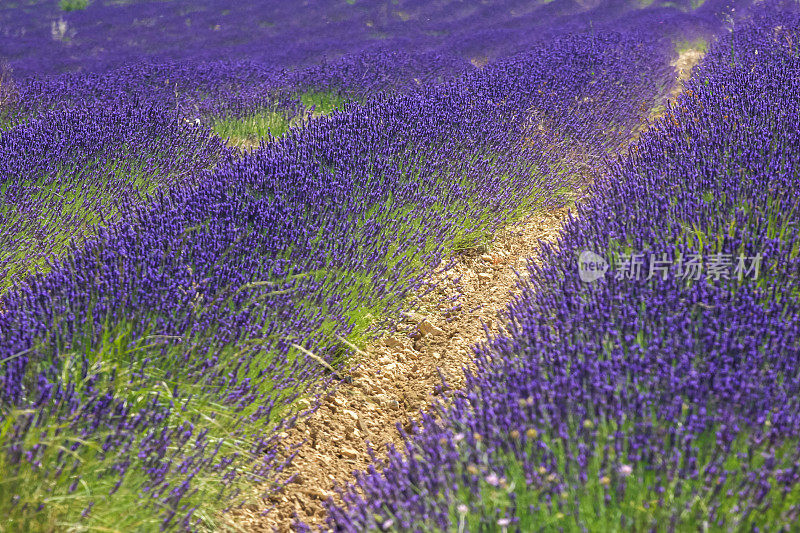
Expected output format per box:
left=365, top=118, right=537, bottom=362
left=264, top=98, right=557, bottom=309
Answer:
left=1, top=0, right=798, bottom=531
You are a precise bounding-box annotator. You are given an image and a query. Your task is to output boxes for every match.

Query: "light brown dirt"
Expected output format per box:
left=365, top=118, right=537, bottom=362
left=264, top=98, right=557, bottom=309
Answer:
left=672, top=48, right=705, bottom=85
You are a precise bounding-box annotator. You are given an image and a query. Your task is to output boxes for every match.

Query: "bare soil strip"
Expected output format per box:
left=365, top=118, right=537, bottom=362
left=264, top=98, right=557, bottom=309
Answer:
left=227, top=46, right=705, bottom=532
left=228, top=208, right=570, bottom=532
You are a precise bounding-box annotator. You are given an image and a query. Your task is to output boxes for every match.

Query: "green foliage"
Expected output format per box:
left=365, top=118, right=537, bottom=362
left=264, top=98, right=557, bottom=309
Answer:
left=675, top=37, right=709, bottom=54
left=0, top=323, right=292, bottom=532
left=58, top=0, right=89, bottom=11
left=210, top=91, right=348, bottom=149
left=299, top=91, right=347, bottom=116
left=211, top=109, right=291, bottom=148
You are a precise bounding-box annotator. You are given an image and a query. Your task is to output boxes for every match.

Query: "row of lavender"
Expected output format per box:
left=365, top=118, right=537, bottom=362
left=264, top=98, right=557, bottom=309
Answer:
left=0, top=105, right=224, bottom=293
left=0, top=47, right=473, bottom=292
left=0, top=28, right=673, bottom=530
left=321, top=3, right=800, bottom=531
left=3, top=0, right=725, bottom=79
left=2, top=50, right=472, bottom=130
left=2, top=1, right=741, bottom=145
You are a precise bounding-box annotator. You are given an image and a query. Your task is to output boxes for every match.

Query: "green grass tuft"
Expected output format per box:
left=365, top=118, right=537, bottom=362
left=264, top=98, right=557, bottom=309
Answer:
left=211, top=109, right=291, bottom=147
left=675, top=37, right=709, bottom=54
left=59, top=0, right=89, bottom=11
left=298, top=91, right=347, bottom=116
left=210, top=91, right=349, bottom=149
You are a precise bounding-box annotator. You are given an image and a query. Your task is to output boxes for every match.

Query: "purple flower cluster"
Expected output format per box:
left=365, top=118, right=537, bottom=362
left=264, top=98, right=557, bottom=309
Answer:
left=322, top=2, right=800, bottom=531
left=6, top=50, right=472, bottom=130
left=2, top=0, right=723, bottom=79
left=0, top=24, right=674, bottom=528
left=0, top=103, right=223, bottom=291
left=2, top=0, right=736, bottom=138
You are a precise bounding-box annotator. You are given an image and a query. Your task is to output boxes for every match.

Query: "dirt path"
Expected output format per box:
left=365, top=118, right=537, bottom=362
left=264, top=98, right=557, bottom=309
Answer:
left=226, top=45, right=706, bottom=533
left=226, top=207, right=570, bottom=531
left=632, top=43, right=706, bottom=142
